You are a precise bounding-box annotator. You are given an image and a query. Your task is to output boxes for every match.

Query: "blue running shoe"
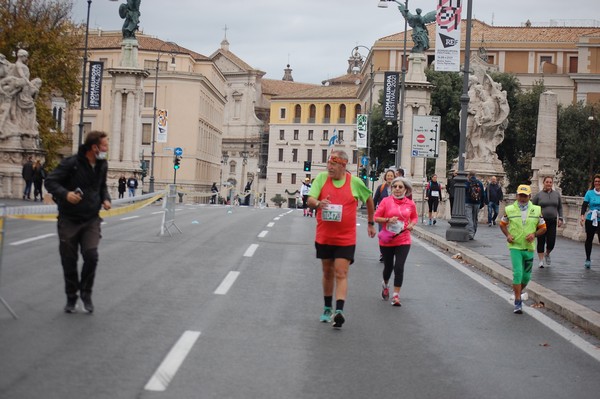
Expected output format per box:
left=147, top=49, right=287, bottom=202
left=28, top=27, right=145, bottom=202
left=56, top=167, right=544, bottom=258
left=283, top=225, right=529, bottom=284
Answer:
left=332, top=310, right=345, bottom=329
left=585, top=260, right=591, bottom=269
left=513, top=300, right=523, bottom=314
left=319, top=307, right=332, bottom=323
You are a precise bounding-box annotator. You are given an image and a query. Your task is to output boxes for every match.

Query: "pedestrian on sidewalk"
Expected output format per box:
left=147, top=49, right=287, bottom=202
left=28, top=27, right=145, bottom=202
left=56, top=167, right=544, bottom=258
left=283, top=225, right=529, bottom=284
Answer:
left=117, top=175, right=126, bottom=199
left=374, top=177, right=418, bottom=307
left=465, top=171, right=485, bottom=240
left=45, top=131, right=112, bottom=314
left=484, top=176, right=503, bottom=226
left=127, top=175, right=138, bottom=197
left=447, top=170, right=457, bottom=214
left=425, top=174, right=443, bottom=225
left=580, top=174, right=600, bottom=269
left=499, top=185, right=546, bottom=314
left=300, top=177, right=312, bottom=216
left=307, top=150, right=376, bottom=329
left=532, top=176, right=563, bottom=268
left=21, top=156, right=34, bottom=200
left=32, top=160, right=45, bottom=201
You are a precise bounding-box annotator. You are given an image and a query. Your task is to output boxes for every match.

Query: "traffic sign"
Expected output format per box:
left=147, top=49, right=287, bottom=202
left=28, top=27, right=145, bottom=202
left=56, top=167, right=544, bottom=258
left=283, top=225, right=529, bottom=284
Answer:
left=411, top=115, right=440, bottom=158
left=174, top=147, right=183, bottom=156
left=361, top=156, right=369, bottom=166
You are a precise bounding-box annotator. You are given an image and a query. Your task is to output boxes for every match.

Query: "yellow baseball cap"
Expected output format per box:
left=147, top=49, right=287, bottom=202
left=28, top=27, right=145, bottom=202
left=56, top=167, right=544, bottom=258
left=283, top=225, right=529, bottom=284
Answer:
left=516, top=185, right=531, bottom=196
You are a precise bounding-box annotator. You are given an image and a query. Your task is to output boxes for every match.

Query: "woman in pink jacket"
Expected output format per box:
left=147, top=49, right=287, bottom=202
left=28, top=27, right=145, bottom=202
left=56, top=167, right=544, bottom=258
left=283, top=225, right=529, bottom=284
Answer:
left=374, top=177, right=418, bottom=306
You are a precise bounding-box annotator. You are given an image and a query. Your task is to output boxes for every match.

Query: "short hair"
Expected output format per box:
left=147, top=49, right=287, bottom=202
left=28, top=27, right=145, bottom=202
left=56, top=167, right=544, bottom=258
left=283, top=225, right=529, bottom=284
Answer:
left=330, top=150, right=348, bottom=161
left=391, top=176, right=413, bottom=197
left=468, top=171, right=476, bottom=178
left=83, top=131, right=108, bottom=150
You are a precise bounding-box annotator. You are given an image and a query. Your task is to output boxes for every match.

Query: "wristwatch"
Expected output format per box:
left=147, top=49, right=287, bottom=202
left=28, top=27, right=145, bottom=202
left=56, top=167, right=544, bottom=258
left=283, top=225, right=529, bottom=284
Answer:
left=368, top=221, right=375, bottom=226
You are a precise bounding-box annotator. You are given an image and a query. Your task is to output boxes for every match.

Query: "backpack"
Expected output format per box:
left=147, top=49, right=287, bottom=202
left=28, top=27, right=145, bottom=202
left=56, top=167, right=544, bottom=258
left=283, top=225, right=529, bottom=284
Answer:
left=469, top=180, right=482, bottom=202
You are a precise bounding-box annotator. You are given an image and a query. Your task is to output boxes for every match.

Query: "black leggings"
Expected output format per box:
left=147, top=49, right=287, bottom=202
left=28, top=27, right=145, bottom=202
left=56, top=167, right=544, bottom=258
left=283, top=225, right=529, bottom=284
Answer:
left=537, top=218, right=557, bottom=254
left=427, top=198, right=439, bottom=212
left=584, top=220, right=600, bottom=260
left=380, top=245, right=411, bottom=288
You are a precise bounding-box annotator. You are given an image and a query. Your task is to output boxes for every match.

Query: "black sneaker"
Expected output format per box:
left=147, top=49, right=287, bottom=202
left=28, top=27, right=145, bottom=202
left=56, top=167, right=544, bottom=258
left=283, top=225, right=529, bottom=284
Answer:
left=64, top=296, right=78, bottom=313
left=332, top=310, right=345, bottom=329
left=80, top=293, right=94, bottom=313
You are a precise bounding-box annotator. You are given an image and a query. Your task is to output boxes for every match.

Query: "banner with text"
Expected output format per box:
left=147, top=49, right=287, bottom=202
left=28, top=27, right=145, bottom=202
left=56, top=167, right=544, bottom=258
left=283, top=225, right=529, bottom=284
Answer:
left=435, top=0, right=462, bottom=72
left=87, top=61, right=103, bottom=109
left=356, top=114, right=368, bottom=149
left=382, top=72, right=399, bottom=121
left=156, top=109, right=169, bottom=143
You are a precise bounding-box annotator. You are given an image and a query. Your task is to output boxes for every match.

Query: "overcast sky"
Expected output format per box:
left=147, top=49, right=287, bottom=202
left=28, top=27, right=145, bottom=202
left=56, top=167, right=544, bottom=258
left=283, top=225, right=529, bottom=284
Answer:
left=72, top=0, right=599, bottom=84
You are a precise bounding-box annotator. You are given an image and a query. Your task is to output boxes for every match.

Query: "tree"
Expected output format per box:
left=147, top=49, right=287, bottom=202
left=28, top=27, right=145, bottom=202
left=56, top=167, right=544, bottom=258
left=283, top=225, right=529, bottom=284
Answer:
left=0, top=0, right=81, bottom=169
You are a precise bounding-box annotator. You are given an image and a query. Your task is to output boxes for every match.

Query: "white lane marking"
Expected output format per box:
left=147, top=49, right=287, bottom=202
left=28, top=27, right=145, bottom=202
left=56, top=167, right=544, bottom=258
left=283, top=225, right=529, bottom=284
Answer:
left=144, top=330, right=201, bottom=392
left=214, top=271, right=240, bottom=295
left=10, top=233, right=55, bottom=246
left=152, top=211, right=165, bottom=215
left=243, top=244, right=259, bottom=257
left=267, top=222, right=275, bottom=227
left=120, top=215, right=140, bottom=221
left=258, top=231, right=268, bottom=238
left=416, top=237, right=600, bottom=363
left=274, top=217, right=280, bottom=220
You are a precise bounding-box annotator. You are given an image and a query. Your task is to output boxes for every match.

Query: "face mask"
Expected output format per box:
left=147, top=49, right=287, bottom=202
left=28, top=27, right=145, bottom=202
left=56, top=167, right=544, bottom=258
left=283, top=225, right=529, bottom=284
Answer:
left=95, top=151, right=107, bottom=160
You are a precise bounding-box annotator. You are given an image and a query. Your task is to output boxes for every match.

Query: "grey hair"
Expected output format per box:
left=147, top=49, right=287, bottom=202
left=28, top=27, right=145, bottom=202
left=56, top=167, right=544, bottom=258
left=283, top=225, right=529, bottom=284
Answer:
left=391, top=176, right=412, bottom=197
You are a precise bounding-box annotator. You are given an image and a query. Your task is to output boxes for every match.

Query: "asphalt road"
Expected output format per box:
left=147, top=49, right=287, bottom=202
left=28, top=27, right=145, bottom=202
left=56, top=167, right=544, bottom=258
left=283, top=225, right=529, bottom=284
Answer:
left=1, top=204, right=599, bottom=399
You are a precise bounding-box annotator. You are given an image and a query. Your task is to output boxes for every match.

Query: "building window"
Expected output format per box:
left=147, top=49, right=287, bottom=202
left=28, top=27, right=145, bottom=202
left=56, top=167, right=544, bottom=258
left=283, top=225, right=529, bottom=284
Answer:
left=279, top=129, right=285, bottom=140
left=323, top=104, right=331, bottom=123
left=229, top=161, right=236, bottom=174
left=569, top=56, right=578, bottom=73
left=291, top=173, right=296, bottom=185
left=279, top=108, right=286, bottom=119
left=278, top=148, right=283, bottom=161
left=322, top=130, right=328, bottom=141
left=322, top=149, right=328, bottom=163
left=353, top=129, right=357, bottom=142
left=338, top=104, right=346, bottom=124
left=308, top=130, right=314, bottom=140
left=293, top=130, right=299, bottom=140
left=144, top=93, right=154, bottom=108
left=277, top=173, right=282, bottom=184
left=352, top=150, right=358, bottom=164
left=292, top=148, right=298, bottom=162
left=307, top=149, right=312, bottom=162
left=338, top=130, right=344, bottom=143
left=142, top=123, right=152, bottom=145
left=309, top=104, right=316, bottom=123
left=294, top=104, right=301, bottom=123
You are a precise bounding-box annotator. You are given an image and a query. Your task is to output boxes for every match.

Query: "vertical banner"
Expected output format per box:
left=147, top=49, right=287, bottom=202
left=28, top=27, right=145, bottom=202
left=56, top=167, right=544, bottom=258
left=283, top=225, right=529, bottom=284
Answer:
left=87, top=61, right=103, bottom=109
left=156, top=109, right=168, bottom=143
left=356, top=114, right=368, bottom=149
left=382, top=72, right=399, bottom=120
left=435, top=0, right=463, bottom=72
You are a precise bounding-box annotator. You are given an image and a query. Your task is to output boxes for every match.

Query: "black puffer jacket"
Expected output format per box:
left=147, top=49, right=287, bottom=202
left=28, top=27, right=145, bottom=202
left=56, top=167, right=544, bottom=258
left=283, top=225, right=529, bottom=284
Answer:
left=45, top=146, right=110, bottom=222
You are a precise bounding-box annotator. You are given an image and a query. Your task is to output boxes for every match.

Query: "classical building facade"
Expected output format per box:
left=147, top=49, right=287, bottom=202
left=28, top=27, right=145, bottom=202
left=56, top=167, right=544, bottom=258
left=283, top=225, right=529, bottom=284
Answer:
left=69, top=31, right=226, bottom=199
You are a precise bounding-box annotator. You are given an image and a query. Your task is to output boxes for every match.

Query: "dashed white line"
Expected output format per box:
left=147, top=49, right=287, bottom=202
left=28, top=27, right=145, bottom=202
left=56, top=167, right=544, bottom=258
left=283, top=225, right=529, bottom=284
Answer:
left=214, top=271, right=240, bottom=295
left=267, top=222, right=275, bottom=227
left=152, top=211, right=165, bottom=215
left=10, top=233, right=55, bottom=246
left=273, top=217, right=280, bottom=220
left=144, top=330, right=201, bottom=392
left=243, top=244, right=259, bottom=257
left=120, top=215, right=140, bottom=221
left=258, top=231, right=268, bottom=238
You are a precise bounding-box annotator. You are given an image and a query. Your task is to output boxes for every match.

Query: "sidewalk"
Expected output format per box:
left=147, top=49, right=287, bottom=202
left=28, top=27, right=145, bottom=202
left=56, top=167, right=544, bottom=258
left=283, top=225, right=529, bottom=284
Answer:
left=413, top=219, right=600, bottom=338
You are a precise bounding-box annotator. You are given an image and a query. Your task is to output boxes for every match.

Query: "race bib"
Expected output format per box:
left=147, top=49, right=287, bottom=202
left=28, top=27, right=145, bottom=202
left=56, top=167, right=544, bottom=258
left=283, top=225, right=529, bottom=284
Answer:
left=431, top=191, right=439, bottom=197
left=387, top=220, right=404, bottom=234
left=321, top=204, right=342, bottom=222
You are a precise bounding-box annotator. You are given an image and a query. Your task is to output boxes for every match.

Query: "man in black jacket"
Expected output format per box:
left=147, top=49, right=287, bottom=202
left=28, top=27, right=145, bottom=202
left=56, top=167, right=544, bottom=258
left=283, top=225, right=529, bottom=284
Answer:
left=45, top=131, right=112, bottom=313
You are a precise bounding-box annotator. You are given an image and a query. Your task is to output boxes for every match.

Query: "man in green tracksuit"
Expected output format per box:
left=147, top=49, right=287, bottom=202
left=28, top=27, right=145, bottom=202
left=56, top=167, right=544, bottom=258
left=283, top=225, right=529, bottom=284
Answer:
left=499, top=185, right=546, bottom=314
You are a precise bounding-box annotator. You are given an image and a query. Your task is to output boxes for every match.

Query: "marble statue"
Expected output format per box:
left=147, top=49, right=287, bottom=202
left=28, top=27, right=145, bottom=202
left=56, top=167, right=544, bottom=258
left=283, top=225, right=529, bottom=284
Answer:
left=0, top=49, right=42, bottom=141
left=397, top=5, right=437, bottom=53
left=466, top=73, right=509, bottom=164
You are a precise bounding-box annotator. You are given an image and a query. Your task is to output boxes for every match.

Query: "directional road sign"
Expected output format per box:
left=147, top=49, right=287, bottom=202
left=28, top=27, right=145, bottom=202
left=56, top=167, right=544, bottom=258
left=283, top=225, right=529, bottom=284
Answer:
left=411, top=115, right=440, bottom=158
left=174, top=147, right=183, bottom=156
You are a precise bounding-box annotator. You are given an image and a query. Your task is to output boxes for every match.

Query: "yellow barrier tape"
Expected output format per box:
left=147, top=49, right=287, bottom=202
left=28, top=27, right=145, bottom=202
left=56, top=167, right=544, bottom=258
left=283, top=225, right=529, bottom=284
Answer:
left=8, top=193, right=165, bottom=222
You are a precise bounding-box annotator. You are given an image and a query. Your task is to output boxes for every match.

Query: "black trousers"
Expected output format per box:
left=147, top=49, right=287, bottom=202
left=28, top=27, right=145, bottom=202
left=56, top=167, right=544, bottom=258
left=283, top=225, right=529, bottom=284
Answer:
left=537, top=218, right=557, bottom=254
left=57, top=216, right=102, bottom=298
left=380, top=245, right=411, bottom=288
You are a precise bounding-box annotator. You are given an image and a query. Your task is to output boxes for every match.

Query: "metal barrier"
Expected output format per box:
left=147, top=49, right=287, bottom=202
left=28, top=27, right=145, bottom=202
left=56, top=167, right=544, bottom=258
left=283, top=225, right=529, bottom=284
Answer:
left=0, top=204, right=18, bottom=319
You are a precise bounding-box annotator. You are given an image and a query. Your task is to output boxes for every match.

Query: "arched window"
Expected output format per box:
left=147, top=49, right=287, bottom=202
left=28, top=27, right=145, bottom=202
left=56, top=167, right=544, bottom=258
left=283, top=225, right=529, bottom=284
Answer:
left=339, top=104, right=346, bottom=124
left=354, top=104, right=362, bottom=123
left=309, top=104, right=316, bottom=123
left=229, top=160, right=237, bottom=174
left=323, top=104, right=331, bottom=124
left=294, top=104, right=302, bottom=123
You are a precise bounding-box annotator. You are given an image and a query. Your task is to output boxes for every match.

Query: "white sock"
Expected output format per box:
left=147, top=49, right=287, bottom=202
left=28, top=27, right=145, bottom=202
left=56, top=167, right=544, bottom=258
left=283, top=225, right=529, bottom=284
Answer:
left=392, top=292, right=399, bottom=297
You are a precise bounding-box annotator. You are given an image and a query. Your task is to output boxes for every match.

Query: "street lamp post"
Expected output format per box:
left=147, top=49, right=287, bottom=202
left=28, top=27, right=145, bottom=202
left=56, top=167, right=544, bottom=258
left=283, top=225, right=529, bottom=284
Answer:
left=446, top=0, right=473, bottom=242
left=220, top=153, right=229, bottom=204
left=78, top=0, right=118, bottom=147
left=149, top=41, right=179, bottom=193
left=378, top=0, right=408, bottom=169
left=351, top=45, right=374, bottom=177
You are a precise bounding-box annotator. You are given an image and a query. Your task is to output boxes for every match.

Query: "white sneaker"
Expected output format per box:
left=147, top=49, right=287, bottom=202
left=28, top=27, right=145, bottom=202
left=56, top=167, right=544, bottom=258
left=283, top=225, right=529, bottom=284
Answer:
left=545, top=253, right=551, bottom=266
left=510, top=292, right=528, bottom=301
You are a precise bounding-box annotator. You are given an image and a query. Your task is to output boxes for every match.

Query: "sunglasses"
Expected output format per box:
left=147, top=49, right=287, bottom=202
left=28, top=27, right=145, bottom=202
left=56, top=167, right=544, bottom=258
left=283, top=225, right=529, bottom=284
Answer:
left=392, top=184, right=405, bottom=189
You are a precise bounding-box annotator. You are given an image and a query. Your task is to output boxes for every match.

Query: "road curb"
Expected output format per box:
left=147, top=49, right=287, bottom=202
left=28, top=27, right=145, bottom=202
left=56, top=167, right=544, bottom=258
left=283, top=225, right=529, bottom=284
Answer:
left=413, top=226, right=600, bottom=339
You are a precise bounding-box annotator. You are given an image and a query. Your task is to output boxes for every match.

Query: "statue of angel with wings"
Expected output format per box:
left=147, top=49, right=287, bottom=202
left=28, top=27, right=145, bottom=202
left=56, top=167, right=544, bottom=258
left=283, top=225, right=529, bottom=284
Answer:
left=397, top=4, right=437, bottom=53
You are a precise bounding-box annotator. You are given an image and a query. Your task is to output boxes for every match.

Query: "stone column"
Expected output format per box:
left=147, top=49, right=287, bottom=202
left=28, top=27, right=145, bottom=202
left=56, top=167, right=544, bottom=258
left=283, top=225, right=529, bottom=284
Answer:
left=111, top=90, right=122, bottom=161
left=531, top=90, right=559, bottom=194
left=122, top=90, right=134, bottom=162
